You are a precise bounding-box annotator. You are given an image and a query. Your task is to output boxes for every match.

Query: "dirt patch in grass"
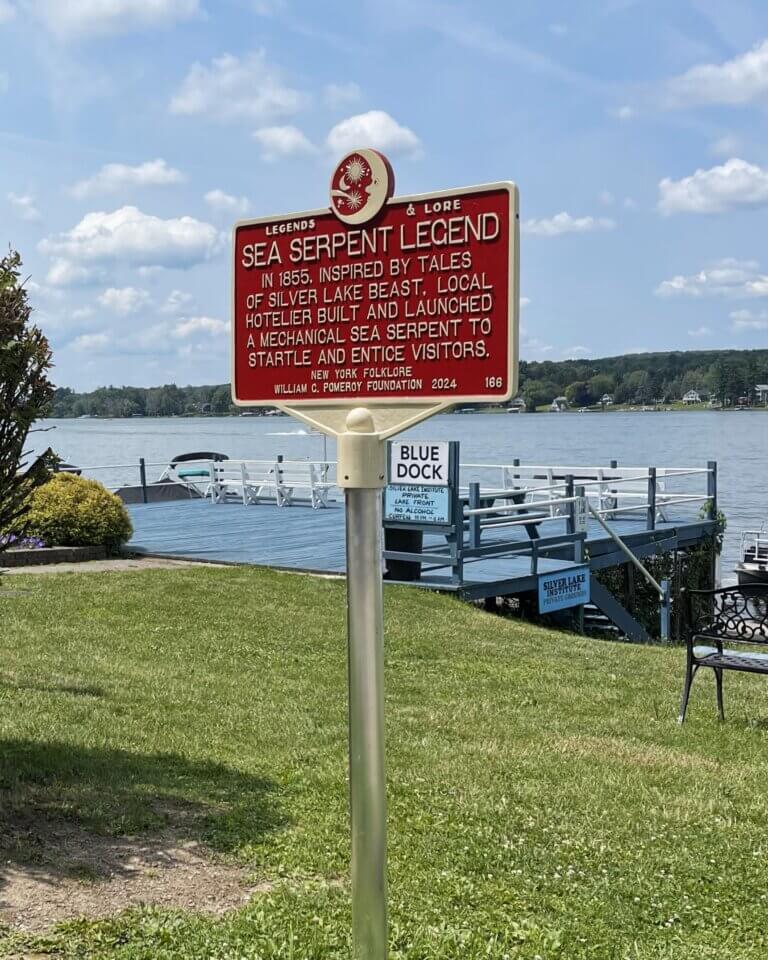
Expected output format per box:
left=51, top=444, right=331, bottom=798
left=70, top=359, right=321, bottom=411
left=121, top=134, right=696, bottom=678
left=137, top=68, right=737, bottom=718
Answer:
left=0, top=817, right=267, bottom=934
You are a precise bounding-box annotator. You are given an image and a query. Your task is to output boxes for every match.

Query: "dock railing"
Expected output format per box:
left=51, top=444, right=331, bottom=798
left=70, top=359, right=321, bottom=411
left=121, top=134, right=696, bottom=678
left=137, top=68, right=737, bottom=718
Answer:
left=385, top=460, right=717, bottom=608
left=460, top=460, right=716, bottom=528
left=56, top=457, right=337, bottom=504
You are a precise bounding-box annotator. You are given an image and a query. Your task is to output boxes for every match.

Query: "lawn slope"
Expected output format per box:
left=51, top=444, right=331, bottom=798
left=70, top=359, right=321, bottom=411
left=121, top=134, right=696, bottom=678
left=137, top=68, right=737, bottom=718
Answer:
left=1, top=567, right=767, bottom=959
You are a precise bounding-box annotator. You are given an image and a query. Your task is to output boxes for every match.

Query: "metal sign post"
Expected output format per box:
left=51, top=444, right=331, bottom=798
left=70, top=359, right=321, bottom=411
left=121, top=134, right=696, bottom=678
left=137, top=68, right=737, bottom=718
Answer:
left=338, top=409, right=387, bottom=958
left=230, top=146, right=519, bottom=960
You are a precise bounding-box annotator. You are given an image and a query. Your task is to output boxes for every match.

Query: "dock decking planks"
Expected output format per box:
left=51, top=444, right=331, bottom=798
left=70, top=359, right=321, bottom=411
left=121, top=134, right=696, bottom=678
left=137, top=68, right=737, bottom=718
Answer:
left=128, top=498, right=698, bottom=596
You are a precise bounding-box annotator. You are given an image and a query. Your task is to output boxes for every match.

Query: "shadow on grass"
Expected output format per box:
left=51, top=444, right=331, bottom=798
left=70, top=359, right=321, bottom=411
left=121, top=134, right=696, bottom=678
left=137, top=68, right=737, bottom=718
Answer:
left=0, top=675, right=106, bottom=697
left=0, top=738, right=286, bottom=910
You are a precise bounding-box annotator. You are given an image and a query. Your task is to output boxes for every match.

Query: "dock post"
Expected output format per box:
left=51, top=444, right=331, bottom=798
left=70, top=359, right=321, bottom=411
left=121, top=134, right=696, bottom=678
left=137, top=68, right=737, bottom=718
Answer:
left=707, top=460, right=718, bottom=518
left=660, top=579, right=671, bottom=641
left=468, top=482, right=482, bottom=549
left=574, top=485, right=586, bottom=634
left=139, top=458, right=148, bottom=504
left=647, top=467, right=657, bottom=530
left=573, top=485, right=585, bottom=563
left=707, top=460, right=718, bottom=587
left=610, top=459, right=617, bottom=470
left=565, top=476, right=575, bottom=536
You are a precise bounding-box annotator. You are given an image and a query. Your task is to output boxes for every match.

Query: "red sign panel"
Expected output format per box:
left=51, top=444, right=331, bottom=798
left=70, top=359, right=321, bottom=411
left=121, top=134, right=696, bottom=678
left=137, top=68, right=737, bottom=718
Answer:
left=232, top=182, right=518, bottom=407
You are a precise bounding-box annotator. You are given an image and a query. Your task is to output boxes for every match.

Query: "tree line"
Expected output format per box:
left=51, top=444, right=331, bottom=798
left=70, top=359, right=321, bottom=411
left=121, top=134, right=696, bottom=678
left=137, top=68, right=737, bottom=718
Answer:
left=50, top=348, right=768, bottom=417
left=519, top=348, right=768, bottom=410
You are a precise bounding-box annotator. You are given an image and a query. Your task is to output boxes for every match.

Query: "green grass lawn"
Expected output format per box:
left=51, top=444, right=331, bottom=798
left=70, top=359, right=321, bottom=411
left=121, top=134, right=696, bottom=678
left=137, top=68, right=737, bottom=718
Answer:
left=2, top=567, right=768, bottom=959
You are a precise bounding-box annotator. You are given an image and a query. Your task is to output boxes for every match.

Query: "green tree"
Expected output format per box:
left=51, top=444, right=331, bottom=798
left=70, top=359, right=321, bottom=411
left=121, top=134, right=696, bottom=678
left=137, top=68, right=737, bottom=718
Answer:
left=0, top=250, right=55, bottom=551
left=565, top=380, right=594, bottom=407
left=588, top=373, right=615, bottom=401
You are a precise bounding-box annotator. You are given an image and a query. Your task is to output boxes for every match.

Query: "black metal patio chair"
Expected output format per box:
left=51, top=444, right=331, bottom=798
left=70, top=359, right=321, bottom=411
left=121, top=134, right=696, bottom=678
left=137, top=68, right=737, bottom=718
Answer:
left=679, top=584, right=768, bottom=723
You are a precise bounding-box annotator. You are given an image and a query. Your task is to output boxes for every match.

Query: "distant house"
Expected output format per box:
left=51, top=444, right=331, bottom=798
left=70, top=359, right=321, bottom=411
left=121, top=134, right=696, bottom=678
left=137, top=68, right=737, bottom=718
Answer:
left=507, top=397, right=527, bottom=412
left=682, top=390, right=702, bottom=405
left=600, top=393, right=614, bottom=406
left=551, top=396, right=568, bottom=412
left=756, top=384, right=768, bottom=406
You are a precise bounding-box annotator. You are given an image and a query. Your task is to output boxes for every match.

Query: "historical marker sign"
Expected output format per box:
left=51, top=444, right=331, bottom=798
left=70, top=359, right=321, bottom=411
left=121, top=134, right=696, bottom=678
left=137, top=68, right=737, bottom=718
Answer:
left=232, top=152, right=518, bottom=421
left=231, top=150, right=519, bottom=960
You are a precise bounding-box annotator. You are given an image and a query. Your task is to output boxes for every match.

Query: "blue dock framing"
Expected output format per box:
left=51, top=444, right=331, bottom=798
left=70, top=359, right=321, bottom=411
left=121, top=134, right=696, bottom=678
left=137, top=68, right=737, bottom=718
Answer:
left=126, top=451, right=718, bottom=642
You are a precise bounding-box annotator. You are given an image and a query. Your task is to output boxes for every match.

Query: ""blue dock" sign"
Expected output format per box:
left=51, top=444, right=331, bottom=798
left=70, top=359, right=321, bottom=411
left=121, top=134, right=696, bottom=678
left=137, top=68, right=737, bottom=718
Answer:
left=538, top=566, right=590, bottom=614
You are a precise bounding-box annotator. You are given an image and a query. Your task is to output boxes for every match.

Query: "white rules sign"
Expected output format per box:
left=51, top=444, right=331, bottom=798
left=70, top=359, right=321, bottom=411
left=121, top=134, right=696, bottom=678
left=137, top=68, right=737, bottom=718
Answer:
left=390, top=441, right=449, bottom=486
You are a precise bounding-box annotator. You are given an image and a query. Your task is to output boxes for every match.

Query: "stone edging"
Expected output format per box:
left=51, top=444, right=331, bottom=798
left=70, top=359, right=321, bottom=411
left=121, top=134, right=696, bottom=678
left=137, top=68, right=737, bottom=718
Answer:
left=0, top=545, right=108, bottom=567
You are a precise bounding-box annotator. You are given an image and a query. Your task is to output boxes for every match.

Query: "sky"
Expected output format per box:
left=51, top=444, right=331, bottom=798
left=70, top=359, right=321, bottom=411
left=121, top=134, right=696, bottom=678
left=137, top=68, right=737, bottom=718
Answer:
left=3, top=0, right=768, bottom=391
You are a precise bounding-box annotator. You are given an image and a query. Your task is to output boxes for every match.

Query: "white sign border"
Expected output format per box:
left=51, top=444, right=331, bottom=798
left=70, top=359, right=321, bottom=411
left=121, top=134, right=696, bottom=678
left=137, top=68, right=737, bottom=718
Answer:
left=230, top=180, right=519, bottom=411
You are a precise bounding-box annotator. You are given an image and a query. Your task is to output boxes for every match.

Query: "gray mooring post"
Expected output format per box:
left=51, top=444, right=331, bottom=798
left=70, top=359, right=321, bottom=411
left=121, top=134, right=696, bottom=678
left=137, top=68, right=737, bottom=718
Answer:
left=139, top=457, right=148, bottom=504
left=660, top=579, right=671, bottom=641
left=647, top=467, right=657, bottom=531
left=337, top=408, right=388, bottom=960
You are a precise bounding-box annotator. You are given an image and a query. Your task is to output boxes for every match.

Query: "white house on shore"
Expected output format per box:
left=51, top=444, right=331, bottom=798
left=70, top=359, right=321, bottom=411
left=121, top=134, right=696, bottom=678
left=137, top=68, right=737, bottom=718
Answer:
left=551, top=396, right=568, bottom=412
left=682, top=389, right=702, bottom=405
left=756, top=384, right=768, bottom=406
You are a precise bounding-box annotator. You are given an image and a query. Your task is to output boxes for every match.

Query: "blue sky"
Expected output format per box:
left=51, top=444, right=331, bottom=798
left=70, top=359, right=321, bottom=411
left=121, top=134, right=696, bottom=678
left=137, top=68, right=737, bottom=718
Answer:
left=3, top=0, right=768, bottom=391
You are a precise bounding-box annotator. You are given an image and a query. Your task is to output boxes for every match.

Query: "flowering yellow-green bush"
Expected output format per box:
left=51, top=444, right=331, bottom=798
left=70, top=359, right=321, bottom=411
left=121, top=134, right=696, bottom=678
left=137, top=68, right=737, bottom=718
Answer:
left=23, top=473, right=132, bottom=550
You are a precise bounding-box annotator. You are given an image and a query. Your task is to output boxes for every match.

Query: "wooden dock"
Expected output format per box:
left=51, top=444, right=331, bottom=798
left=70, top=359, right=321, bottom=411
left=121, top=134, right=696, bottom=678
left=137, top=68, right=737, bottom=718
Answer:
left=126, top=498, right=713, bottom=601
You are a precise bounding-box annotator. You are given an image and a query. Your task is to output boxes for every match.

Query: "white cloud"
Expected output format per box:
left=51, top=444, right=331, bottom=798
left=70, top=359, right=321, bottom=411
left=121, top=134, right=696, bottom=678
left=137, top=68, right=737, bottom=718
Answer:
left=667, top=39, right=768, bottom=107
left=173, top=315, right=228, bottom=337
left=730, top=308, right=768, bottom=331
left=520, top=335, right=553, bottom=356
left=26, top=0, right=200, bottom=38
left=71, top=305, right=94, bottom=320
left=98, top=286, right=150, bottom=315
left=169, top=51, right=304, bottom=123
left=326, top=110, right=421, bottom=157
left=522, top=212, right=615, bottom=236
left=72, top=333, right=109, bottom=352
left=204, top=188, right=250, bottom=216
left=563, top=345, right=591, bottom=356
left=323, top=82, right=361, bottom=108
left=0, top=0, right=15, bottom=23
left=710, top=134, right=741, bottom=158
left=40, top=206, right=222, bottom=269
left=656, top=258, right=768, bottom=299
left=70, top=159, right=184, bottom=198
left=159, top=289, right=193, bottom=314
left=24, top=279, right=64, bottom=302
left=253, top=125, right=315, bottom=161
left=658, top=158, right=768, bottom=214
left=45, top=258, right=103, bottom=287
left=688, top=326, right=713, bottom=337
left=609, top=105, right=634, bottom=121
left=7, top=191, right=41, bottom=221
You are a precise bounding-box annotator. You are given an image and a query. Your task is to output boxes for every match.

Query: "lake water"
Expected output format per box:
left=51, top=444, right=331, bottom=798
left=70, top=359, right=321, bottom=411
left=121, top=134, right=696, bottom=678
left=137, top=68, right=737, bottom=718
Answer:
left=33, top=411, right=768, bottom=578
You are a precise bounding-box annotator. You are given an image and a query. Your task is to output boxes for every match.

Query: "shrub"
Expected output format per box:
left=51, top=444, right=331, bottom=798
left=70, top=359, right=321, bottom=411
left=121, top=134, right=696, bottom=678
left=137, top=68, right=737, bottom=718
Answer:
left=22, top=473, right=133, bottom=551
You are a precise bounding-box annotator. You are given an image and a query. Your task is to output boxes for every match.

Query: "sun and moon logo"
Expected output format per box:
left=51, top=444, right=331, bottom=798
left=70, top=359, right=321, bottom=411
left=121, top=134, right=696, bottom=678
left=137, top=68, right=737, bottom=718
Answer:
left=329, top=148, right=394, bottom=225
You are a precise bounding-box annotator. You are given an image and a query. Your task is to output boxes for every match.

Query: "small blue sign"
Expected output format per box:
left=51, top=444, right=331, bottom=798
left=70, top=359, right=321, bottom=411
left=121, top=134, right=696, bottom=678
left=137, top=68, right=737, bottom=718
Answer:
left=538, top=566, right=590, bottom=614
left=385, top=484, right=450, bottom=524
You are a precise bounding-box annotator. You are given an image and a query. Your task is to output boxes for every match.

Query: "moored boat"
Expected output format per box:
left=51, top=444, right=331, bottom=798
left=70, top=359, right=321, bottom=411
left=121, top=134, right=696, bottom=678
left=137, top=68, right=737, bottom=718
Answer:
left=735, top=526, right=768, bottom=587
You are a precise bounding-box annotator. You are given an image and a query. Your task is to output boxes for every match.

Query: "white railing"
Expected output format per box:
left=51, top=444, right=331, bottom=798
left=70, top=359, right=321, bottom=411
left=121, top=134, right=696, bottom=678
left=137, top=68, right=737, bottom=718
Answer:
left=459, top=461, right=714, bottom=524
